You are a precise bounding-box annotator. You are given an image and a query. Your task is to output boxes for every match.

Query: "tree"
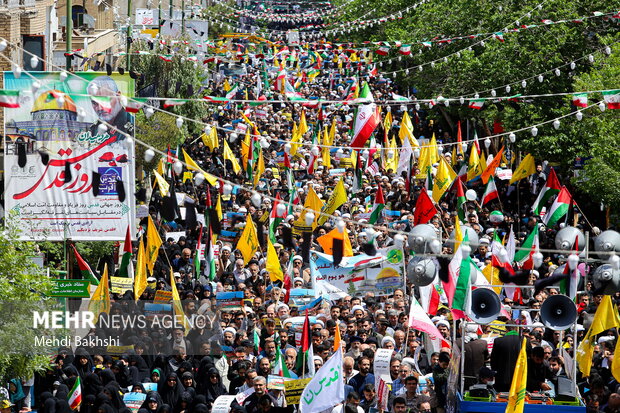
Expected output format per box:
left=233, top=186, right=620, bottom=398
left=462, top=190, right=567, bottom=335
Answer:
left=0, top=218, right=59, bottom=382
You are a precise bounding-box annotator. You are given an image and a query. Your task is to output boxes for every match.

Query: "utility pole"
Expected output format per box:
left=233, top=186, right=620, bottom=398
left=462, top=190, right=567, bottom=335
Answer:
left=126, top=0, right=132, bottom=70
left=65, top=0, right=72, bottom=70
left=181, top=0, right=185, bottom=34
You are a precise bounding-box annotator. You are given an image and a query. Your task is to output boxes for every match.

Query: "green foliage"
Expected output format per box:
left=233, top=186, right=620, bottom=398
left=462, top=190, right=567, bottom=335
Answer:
left=0, top=219, right=58, bottom=382
left=135, top=111, right=185, bottom=173
left=38, top=241, right=115, bottom=269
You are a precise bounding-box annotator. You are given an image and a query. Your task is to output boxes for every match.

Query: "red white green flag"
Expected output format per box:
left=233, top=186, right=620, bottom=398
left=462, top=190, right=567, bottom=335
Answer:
left=513, top=225, right=539, bottom=270
left=72, top=245, right=99, bottom=286
left=350, top=83, right=381, bottom=148
left=603, top=90, right=620, bottom=109
left=272, top=344, right=292, bottom=378
left=532, top=168, right=561, bottom=215
left=456, top=180, right=467, bottom=222
left=399, top=44, right=412, bottom=55
left=572, top=93, right=588, bottom=108
left=0, top=90, right=20, bottom=108
left=468, top=99, right=485, bottom=110
left=118, top=225, right=133, bottom=277
left=368, top=185, right=385, bottom=224
left=452, top=254, right=473, bottom=320
left=68, top=376, right=82, bottom=410
left=123, top=97, right=148, bottom=113
left=543, top=186, right=572, bottom=228
left=481, top=176, right=499, bottom=205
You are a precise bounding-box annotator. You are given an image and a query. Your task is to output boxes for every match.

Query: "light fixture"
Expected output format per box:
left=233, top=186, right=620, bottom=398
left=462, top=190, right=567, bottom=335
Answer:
left=195, top=173, right=205, bottom=185
left=508, top=132, right=516, bottom=143
left=144, top=148, right=155, bottom=162
left=173, top=161, right=183, bottom=175
left=531, top=126, right=538, bottom=136
left=553, top=119, right=560, bottom=129
left=599, top=101, right=606, bottom=112
left=576, top=111, right=583, bottom=121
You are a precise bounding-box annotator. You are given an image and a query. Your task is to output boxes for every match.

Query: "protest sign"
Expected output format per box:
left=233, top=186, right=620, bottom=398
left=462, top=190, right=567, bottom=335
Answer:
left=123, top=392, right=146, bottom=413
left=284, top=378, right=312, bottom=404
left=216, top=291, right=244, bottom=310
left=110, top=276, right=133, bottom=294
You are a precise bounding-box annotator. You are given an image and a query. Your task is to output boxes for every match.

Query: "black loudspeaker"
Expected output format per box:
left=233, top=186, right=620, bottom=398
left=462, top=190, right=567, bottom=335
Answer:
left=469, top=288, right=501, bottom=324
left=540, top=295, right=577, bottom=330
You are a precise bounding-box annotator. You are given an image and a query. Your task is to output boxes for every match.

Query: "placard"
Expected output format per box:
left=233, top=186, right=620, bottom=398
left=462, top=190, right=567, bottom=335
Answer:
left=268, top=375, right=286, bottom=390
left=216, top=291, right=244, bottom=310
left=284, top=378, right=312, bottom=404
left=373, top=348, right=393, bottom=390
left=110, top=276, right=133, bottom=294
left=123, top=392, right=146, bottom=413
left=212, top=395, right=236, bottom=413
left=153, top=290, right=173, bottom=303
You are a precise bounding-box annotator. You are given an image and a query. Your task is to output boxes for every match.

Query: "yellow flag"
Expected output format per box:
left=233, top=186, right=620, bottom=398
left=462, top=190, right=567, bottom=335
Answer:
left=266, top=239, right=284, bottom=282
left=505, top=338, right=528, bottom=413
left=399, top=111, right=420, bottom=147
left=254, top=147, right=265, bottom=187
left=223, top=78, right=231, bottom=92
left=454, top=216, right=463, bottom=251
left=322, top=127, right=331, bottom=169
left=153, top=170, right=170, bottom=196
left=294, top=186, right=324, bottom=230
left=216, top=194, right=223, bottom=221
left=482, top=265, right=502, bottom=294
left=509, top=153, right=536, bottom=184
left=157, top=158, right=165, bottom=176
left=467, top=144, right=483, bottom=181
left=146, top=215, right=162, bottom=273
left=299, top=110, right=308, bottom=136
left=209, top=127, right=219, bottom=149
left=317, top=178, right=347, bottom=226
left=577, top=295, right=620, bottom=376
left=170, top=268, right=190, bottom=334
left=290, top=123, right=301, bottom=156
left=134, top=238, right=147, bottom=301
left=223, top=140, right=242, bottom=174
left=182, top=149, right=206, bottom=174
left=385, top=137, right=399, bottom=172
left=237, top=215, right=259, bottom=264
left=88, top=263, right=110, bottom=322
left=432, top=157, right=457, bottom=202
left=329, top=118, right=336, bottom=144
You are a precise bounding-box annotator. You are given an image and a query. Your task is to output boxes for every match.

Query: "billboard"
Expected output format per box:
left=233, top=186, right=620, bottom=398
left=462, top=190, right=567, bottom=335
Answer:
left=3, top=72, right=135, bottom=240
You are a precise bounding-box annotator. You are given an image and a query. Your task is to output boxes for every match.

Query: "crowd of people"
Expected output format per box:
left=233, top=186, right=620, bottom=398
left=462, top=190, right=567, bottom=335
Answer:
left=2, top=6, right=618, bottom=413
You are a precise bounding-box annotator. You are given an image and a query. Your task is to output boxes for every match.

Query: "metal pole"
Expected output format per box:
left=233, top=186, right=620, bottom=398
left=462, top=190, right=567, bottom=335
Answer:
left=460, top=322, right=466, bottom=396
left=65, top=0, right=72, bottom=70
left=126, top=0, right=132, bottom=71
left=181, top=0, right=185, bottom=34
left=169, top=0, right=173, bottom=28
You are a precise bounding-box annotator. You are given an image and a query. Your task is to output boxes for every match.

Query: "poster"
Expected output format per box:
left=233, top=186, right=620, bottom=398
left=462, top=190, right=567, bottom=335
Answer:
left=110, top=276, right=133, bottom=294
left=3, top=72, right=136, bottom=240
left=123, top=392, right=146, bottom=413
left=311, top=247, right=404, bottom=296
left=284, top=378, right=312, bottom=404
left=216, top=291, right=244, bottom=310
left=373, top=349, right=393, bottom=390
left=211, top=395, right=236, bottom=413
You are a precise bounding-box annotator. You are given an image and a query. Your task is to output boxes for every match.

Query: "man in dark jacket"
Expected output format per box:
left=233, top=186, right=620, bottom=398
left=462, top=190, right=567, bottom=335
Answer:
left=490, top=325, right=529, bottom=392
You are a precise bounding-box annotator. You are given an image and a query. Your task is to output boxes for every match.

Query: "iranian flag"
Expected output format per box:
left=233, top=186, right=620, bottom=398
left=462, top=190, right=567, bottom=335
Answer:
left=408, top=296, right=450, bottom=352
left=481, top=176, right=499, bottom=205
left=399, top=44, right=412, bottom=55
left=272, top=345, right=292, bottom=378
left=350, top=82, right=381, bottom=149
left=194, top=224, right=203, bottom=278
left=513, top=225, right=539, bottom=269
left=468, top=99, right=485, bottom=110
left=375, top=45, right=390, bottom=56
left=603, top=90, right=620, bottom=109
left=90, top=96, right=112, bottom=113
left=0, top=90, right=20, bottom=108
left=572, top=93, right=588, bottom=108
left=68, top=376, right=82, bottom=410
left=72, top=245, right=99, bottom=286
left=369, top=65, right=378, bottom=77
left=164, top=99, right=187, bottom=108
left=269, top=193, right=287, bottom=243
left=225, top=83, right=240, bottom=103
left=118, top=225, right=133, bottom=278
left=532, top=168, right=561, bottom=215
left=123, top=97, right=147, bottom=113
left=452, top=255, right=473, bottom=320
left=419, top=282, right=441, bottom=315
left=391, top=93, right=410, bottom=102
left=296, top=310, right=315, bottom=377
left=543, top=186, right=572, bottom=228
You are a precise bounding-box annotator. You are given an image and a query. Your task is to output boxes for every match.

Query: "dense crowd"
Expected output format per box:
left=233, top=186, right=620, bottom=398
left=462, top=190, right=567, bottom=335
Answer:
left=2, top=17, right=617, bottom=413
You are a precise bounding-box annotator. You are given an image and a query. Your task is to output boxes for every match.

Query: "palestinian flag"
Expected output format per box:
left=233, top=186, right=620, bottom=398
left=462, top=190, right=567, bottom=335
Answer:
left=468, top=98, right=485, bottom=110
left=118, top=225, right=133, bottom=277
left=543, top=186, right=572, bottom=228
left=368, top=185, right=385, bottom=224
left=572, top=93, right=588, bottom=108
left=0, top=90, right=20, bottom=108
left=399, top=44, right=412, bottom=55
left=481, top=176, right=499, bottom=205
left=532, top=168, right=561, bottom=215
left=194, top=224, right=203, bottom=279
left=272, top=345, right=292, bottom=378
left=603, top=90, right=620, bottom=109
left=123, top=97, right=147, bottom=113
left=269, top=193, right=287, bottom=243
left=72, top=245, right=99, bottom=286
left=253, top=329, right=261, bottom=353
left=68, top=376, right=82, bottom=410
left=456, top=180, right=467, bottom=222
left=296, top=310, right=315, bottom=377
left=513, top=225, right=539, bottom=270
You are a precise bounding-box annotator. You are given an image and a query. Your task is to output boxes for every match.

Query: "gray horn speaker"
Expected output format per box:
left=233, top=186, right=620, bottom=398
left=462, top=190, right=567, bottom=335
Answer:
left=540, top=295, right=577, bottom=330
left=406, top=257, right=437, bottom=287
left=469, top=288, right=501, bottom=324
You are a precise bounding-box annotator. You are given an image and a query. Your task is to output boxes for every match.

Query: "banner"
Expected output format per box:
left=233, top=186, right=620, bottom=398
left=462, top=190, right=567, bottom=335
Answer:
left=3, top=72, right=136, bottom=240
left=110, top=276, right=133, bottom=294
left=311, top=247, right=404, bottom=296
left=284, top=378, right=312, bottom=404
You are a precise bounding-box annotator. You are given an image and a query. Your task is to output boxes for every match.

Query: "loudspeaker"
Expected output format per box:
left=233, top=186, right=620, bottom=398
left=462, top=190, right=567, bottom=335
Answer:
left=406, top=257, right=436, bottom=287
left=469, top=288, right=501, bottom=324
left=540, top=295, right=577, bottom=330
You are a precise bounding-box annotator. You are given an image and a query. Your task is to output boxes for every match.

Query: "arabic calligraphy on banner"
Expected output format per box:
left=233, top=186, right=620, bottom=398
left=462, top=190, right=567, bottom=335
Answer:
left=3, top=72, right=136, bottom=241
left=311, top=247, right=405, bottom=296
